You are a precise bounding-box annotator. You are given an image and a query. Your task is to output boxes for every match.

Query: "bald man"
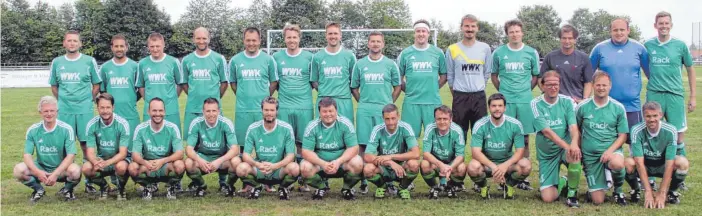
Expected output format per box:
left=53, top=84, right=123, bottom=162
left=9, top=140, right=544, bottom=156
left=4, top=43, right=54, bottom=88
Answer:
left=181, top=27, right=231, bottom=193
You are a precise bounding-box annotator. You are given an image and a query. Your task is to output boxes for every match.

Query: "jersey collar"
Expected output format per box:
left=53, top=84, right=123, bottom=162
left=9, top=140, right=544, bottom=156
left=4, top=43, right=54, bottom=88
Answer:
left=42, top=121, right=57, bottom=133
left=412, top=44, right=429, bottom=51
left=205, top=118, right=219, bottom=129
left=657, top=37, right=672, bottom=46
left=385, top=125, right=398, bottom=137
left=263, top=120, right=277, bottom=134
left=150, top=55, right=166, bottom=62
left=490, top=117, right=505, bottom=128
left=101, top=116, right=115, bottom=127
left=594, top=97, right=611, bottom=109
left=507, top=43, right=524, bottom=52
left=368, top=55, right=384, bottom=63
left=150, top=120, right=165, bottom=133
left=194, top=49, right=212, bottom=58
left=543, top=95, right=560, bottom=107
left=112, top=58, right=129, bottom=66
left=325, top=47, right=343, bottom=56
left=245, top=50, right=261, bottom=59
left=286, top=49, right=302, bottom=57
left=64, top=53, right=82, bottom=62
left=647, top=123, right=662, bottom=138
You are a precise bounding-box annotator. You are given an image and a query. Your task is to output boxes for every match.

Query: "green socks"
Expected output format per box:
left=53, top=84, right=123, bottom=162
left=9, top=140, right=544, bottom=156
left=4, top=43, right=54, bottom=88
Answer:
left=421, top=169, right=438, bottom=187
left=670, top=170, right=688, bottom=192
left=342, top=173, right=362, bottom=189
left=400, top=171, right=418, bottom=189
left=187, top=170, right=205, bottom=187
left=281, top=175, right=297, bottom=188
left=368, top=174, right=385, bottom=188
left=23, top=176, right=43, bottom=191
left=304, top=174, right=326, bottom=189
left=470, top=173, right=487, bottom=188
left=611, top=168, right=625, bottom=194
left=242, top=174, right=261, bottom=188
left=567, top=163, right=581, bottom=197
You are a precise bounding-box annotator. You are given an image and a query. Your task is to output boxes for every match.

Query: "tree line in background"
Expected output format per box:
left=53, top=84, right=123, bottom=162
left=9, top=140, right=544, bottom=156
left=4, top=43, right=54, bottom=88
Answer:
left=2, top=0, right=659, bottom=63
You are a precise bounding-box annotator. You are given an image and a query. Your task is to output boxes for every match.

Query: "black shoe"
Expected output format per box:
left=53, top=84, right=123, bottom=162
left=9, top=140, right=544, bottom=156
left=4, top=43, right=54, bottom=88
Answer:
left=679, top=182, right=689, bottom=191
left=64, top=190, right=76, bottom=201
left=446, top=186, right=458, bottom=198
left=84, top=183, right=98, bottom=194
left=613, top=193, right=627, bottom=206
left=667, top=191, right=681, bottom=204
left=428, top=187, right=440, bottom=199
left=312, top=188, right=326, bottom=200
left=173, top=182, right=183, bottom=193
left=147, top=183, right=159, bottom=193
left=515, top=180, right=533, bottom=191
left=194, top=186, right=206, bottom=197
left=629, top=189, right=641, bottom=202
left=99, top=186, right=109, bottom=200
left=117, top=190, right=127, bottom=201
left=141, top=187, right=153, bottom=201
left=166, top=185, right=177, bottom=200
left=29, top=188, right=46, bottom=204
left=359, top=183, right=369, bottom=195
left=248, top=187, right=262, bottom=199
left=566, top=197, right=580, bottom=208
left=472, top=183, right=481, bottom=193
left=56, top=187, right=69, bottom=197
left=341, top=188, right=355, bottom=200
left=585, top=192, right=592, bottom=203
left=220, top=185, right=233, bottom=196
left=279, top=187, right=290, bottom=200
left=386, top=183, right=397, bottom=196
left=649, top=180, right=658, bottom=191
left=186, top=182, right=198, bottom=192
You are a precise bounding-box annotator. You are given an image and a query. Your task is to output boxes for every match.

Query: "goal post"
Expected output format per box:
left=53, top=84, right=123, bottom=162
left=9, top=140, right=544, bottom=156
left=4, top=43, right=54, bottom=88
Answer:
left=266, top=28, right=438, bottom=59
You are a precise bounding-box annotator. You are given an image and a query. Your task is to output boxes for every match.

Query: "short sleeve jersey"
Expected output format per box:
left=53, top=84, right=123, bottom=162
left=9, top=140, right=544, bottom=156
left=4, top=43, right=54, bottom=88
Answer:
left=470, top=116, right=525, bottom=164
left=397, top=45, right=446, bottom=105
left=182, top=50, right=229, bottom=113
left=302, top=116, right=358, bottom=162
left=186, top=116, right=237, bottom=157
left=351, top=56, right=401, bottom=105
left=273, top=50, right=314, bottom=109
left=24, top=120, right=77, bottom=170
left=131, top=120, right=183, bottom=160
left=630, top=121, right=678, bottom=167
left=644, top=37, right=694, bottom=96
left=136, top=55, right=185, bottom=115
left=490, top=44, right=540, bottom=103
left=100, top=58, right=139, bottom=119
left=422, top=122, right=466, bottom=163
left=244, top=120, right=296, bottom=163
left=229, top=50, right=279, bottom=112
left=531, top=95, right=577, bottom=159
left=576, top=97, right=629, bottom=157
left=49, top=54, right=102, bottom=114
left=85, top=115, right=131, bottom=159
left=310, top=48, right=356, bottom=99
left=365, top=121, right=418, bottom=160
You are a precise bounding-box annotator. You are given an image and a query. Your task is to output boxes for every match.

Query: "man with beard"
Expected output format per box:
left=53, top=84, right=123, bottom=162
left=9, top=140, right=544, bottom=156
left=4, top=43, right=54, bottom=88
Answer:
left=13, top=96, right=82, bottom=203
left=420, top=105, right=467, bottom=199
left=82, top=93, right=131, bottom=200
left=467, top=93, right=531, bottom=200
left=300, top=97, right=363, bottom=200
left=236, top=97, right=299, bottom=200
left=181, top=27, right=231, bottom=192
left=184, top=98, right=240, bottom=197
left=49, top=30, right=102, bottom=194
left=129, top=98, right=185, bottom=200
left=100, top=34, right=140, bottom=133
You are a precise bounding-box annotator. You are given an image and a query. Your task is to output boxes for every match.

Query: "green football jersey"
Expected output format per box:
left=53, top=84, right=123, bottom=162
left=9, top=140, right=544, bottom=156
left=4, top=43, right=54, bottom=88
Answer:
left=644, top=37, right=694, bottom=96
left=365, top=121, right=418, bottom=159
left=273, top=50, right=314, bottom=109
left=100, top=58, right=139, bottom=119
left=132, top=120, right=183, bottom=160
left=576, top=97, right=629, bottom=157
left=531, top=94, right=577, bottom=159
left=351, top=55, right=401, bottom=107
left=310, top=47, right=356, bottom=98
left=490, top=44, right=540, bottom=103
left=186, top=115, right=237, bottom=156
left=470, top=116, right=525, bottom=163
left=182, top=50, right=229, bottom=113
left=49, top=54, right=102, bottom=114
left=397, top=45, right=447, bottom=105
left=85, top=114, right=131, bottom=159
left=24, top=120, right=77, bottom=170
left=302, top=116, right=358, bottom=162
left=630, top=121, right=678, bottom=166
left=422, top=122, right=466, bottom=163
left=136, top=55, right=185, bottom=115
left=244, top=120, right=296, bottom=163
left=229, top=50, right=279, bottom=112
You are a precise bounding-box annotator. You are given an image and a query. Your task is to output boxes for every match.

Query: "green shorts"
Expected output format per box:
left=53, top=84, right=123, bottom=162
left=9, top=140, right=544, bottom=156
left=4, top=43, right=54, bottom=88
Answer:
left=316, top=97, right=354, bottom=123
left=677, top=145, right=687, bottom=157
left=402, top=103, right=440, bottom=138
left=33, top=161, right=69, bottom=182
left=538, top=151, right=568, bottom=190
left=143, top=113, right=181, bottom=133
left=302, top=159, right=348, bottom=178
left=635, top=164, right=666, bottom=178
left=278, top=108, right=314, bottom=143
left=480, top=165, right=515, bottom=179
left=255, top=167, right=283, bottom=182
left=647, top=91, right=686, bottom=132
left=505, top=103, right=534, bottom=134
left=58, top=112, right=93, bottom=141
left=583, top=150, right=623, bottom=192
left=91, top=158, right=131, bottom=175
left=379, top=162, right=405, bottom=181
left=145, top=163, right=170, bottom=178
left=235, top=111, right=262, bottom=146
left=356, top=109, right=383, bottom=145
left=184, top=112, right=203, bottom=139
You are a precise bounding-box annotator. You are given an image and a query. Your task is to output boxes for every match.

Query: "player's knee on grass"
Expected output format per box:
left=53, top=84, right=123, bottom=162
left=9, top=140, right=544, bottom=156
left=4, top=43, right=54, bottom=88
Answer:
left=236, top=162, right=253, bottom=177
left=541, top=187, right=558, bottom=203
left=517, top=158, right=532, bottom=175
left=624, top=157, right=636, bottom=173
left=115, top=161, right=128, bottom=176
left=363, top=163, right=379, bottom=178
left=608, top=154, right=625, bottom=170
left=675, top=156, right=689, bottom=171
left=300, top=161, right=318, bottom=177
left=81, top=161, right=95, bottom=177
left=67, top=163, right=82, bottom=180
left=285, top=162, right=300, bottom=177
left=344, top=156, right=364, bottom=174
left=13, top=162, right=30, bottom=181
left=454, top=163, right=467, bottom=176
left=405, top=159, right=420, bottom=173
left=590, top=190, right=606, bottom=205
left=467, top=160, right=484, bottom=177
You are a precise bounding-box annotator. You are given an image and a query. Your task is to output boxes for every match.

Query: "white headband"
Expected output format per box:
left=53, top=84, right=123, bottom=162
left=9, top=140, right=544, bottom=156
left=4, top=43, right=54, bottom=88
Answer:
left=414, top=23, right=430, bottom=31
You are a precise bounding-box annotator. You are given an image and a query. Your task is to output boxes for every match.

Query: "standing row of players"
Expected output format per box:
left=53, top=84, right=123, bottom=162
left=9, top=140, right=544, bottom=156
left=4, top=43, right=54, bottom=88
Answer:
left=15, top=11, right=693, bottom=209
